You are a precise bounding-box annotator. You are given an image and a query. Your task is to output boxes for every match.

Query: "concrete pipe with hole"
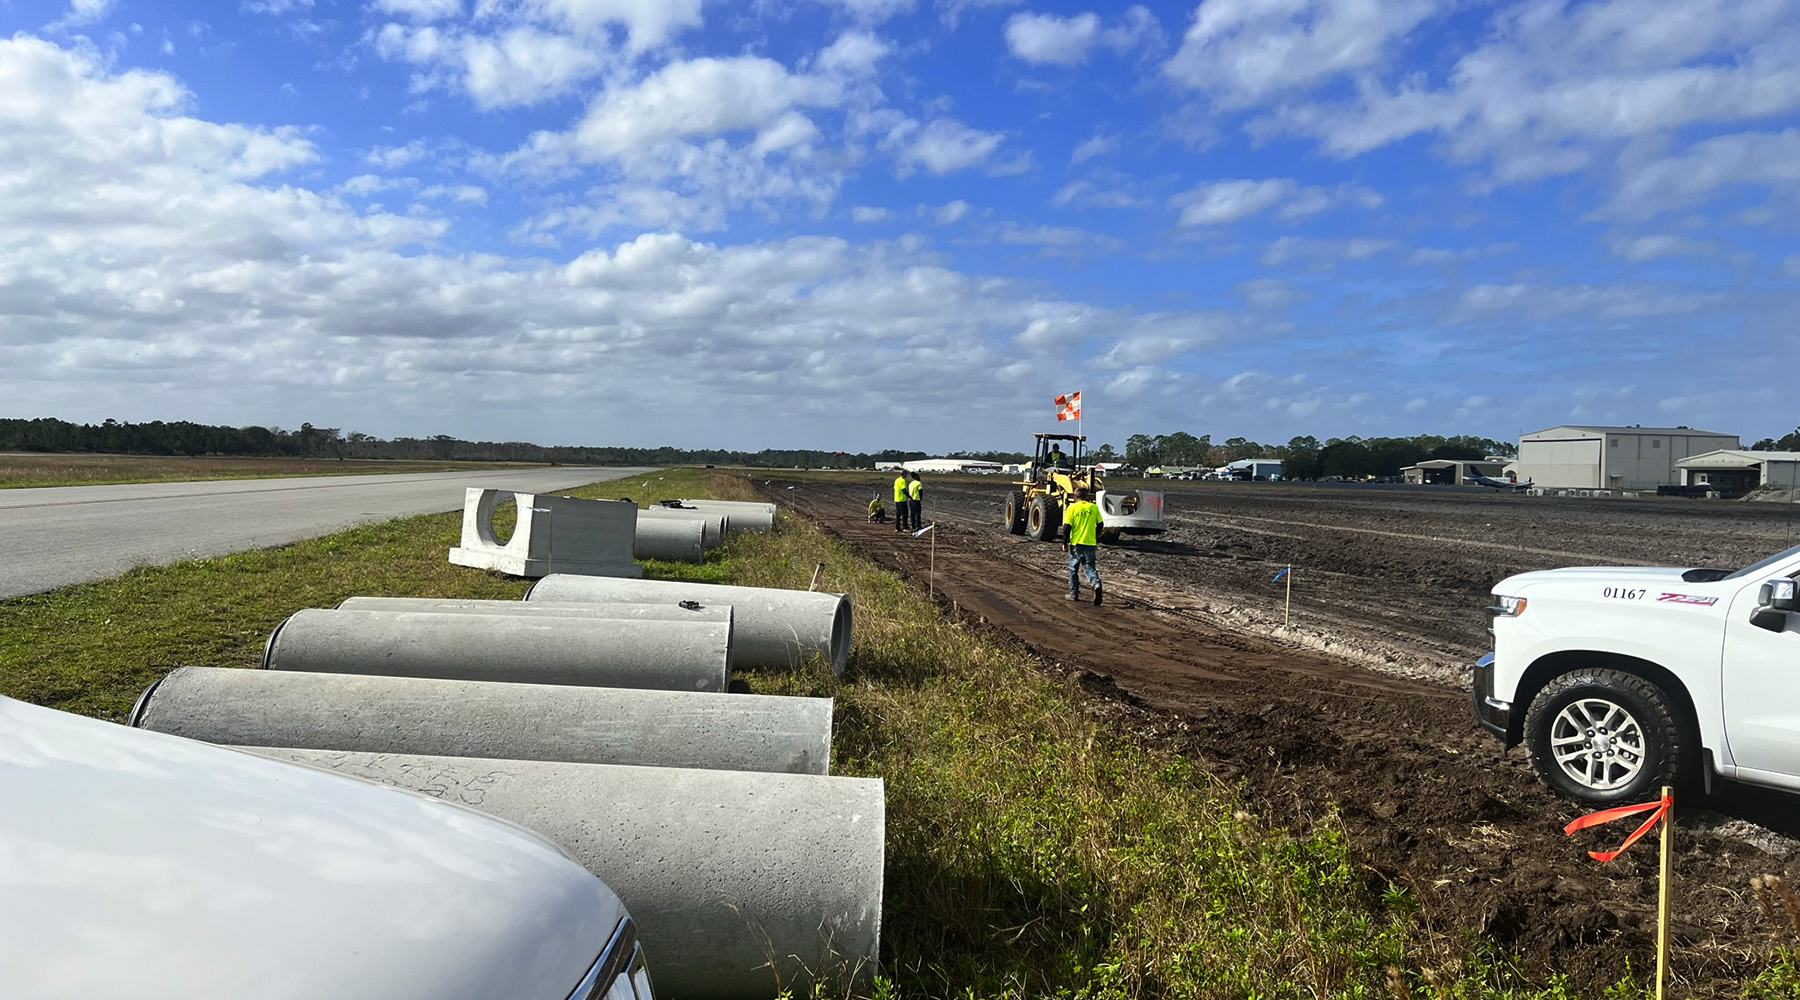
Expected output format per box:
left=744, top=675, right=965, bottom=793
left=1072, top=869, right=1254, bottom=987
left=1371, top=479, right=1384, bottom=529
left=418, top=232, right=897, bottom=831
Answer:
left=638, top=507, right=727, bottom=548
left=632, top=516, right=706, bottom=563
left=264, top=608, right=731, bottom=691
left=240, top=748, right=884, bottom=1000
left=525, top=575, right=850, bottom=675
left=133, top=667, right=831, bottom=774
left=336, top=597, right=733, bottom=625
left=670, top=499, right=774, bottom=533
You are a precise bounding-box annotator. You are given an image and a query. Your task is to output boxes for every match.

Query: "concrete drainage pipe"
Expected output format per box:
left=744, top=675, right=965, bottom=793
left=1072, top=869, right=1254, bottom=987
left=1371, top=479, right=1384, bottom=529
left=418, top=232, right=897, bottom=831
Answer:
left=336, top=596, right=734, bottom=624
left=672, top=499, right=774, bottom=533
left=239, top=748, right=884, bottom=1000
left=525, top=575, right=850, bottom=675
left=632, top=516, right=707, bottom=563
left=638, top=507, right=728, bottom=548
left=133, top=667, right=832, bottom=775
left=264, top=608, right=732, bottom=691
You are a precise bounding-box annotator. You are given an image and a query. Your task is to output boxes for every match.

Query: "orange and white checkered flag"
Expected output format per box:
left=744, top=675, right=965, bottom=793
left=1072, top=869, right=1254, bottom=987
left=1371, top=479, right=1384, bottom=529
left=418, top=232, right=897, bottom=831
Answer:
left=1054, top=391, right=1082, bottom=422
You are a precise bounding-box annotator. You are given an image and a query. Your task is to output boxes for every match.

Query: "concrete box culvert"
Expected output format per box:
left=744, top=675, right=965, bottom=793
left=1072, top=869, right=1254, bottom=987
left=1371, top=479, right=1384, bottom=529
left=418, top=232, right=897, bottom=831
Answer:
left=238, top=748, right=884, bottom=1000
left=134, top=667, right=831, bottom=774
left=638, top=507, right=728, bottom=548
left=632, top=516, right=707, bottom=563
left=264, top=608, right=731, bottom=691
left=336, top=597, right=734, bottom=624
left=524, top=575, right=850, bottom=675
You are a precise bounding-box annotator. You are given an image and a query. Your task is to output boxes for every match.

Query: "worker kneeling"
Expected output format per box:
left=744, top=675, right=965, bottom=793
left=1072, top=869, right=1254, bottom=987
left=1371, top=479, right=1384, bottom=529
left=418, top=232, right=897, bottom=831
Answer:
left=868, top=496, right=888, bottom=523
left=1063, top=488, right=1103, bottom=606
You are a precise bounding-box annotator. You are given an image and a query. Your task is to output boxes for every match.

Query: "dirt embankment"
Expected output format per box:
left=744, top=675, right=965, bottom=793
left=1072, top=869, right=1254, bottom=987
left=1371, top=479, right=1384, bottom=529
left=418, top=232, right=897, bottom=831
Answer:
left=776, top=477, right=1800, bottom=997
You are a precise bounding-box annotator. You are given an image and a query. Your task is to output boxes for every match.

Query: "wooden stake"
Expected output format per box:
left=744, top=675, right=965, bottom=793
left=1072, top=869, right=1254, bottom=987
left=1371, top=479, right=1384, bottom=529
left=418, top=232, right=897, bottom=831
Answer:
left=808, top=562, right=824, bottom=592
left=929, top=522, right=936, bottom=601
left=1657, top=785, right=1673, bottom=1000
left=1284, top=564, right=1292, bottom=627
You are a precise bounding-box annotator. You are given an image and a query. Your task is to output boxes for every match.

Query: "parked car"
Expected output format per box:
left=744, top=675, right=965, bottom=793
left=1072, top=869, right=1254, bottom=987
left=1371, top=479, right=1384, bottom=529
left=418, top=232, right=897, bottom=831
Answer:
left=1473, top=543, right=1800, bottom=804
left=0, top=696, right=653, bottom=1000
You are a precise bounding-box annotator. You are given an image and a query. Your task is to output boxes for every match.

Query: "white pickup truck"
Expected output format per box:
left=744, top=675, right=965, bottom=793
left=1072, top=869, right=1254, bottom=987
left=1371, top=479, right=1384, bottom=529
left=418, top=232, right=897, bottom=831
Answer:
left=1474, top=542, right=1800, bottom=805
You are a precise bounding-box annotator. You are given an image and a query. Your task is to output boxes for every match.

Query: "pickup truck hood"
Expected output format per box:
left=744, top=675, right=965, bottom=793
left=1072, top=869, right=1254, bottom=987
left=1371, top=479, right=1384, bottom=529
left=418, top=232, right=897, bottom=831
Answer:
left=0, top=697, right=621, bottom=1000
left=1493, top=565, right=1690, bottom=594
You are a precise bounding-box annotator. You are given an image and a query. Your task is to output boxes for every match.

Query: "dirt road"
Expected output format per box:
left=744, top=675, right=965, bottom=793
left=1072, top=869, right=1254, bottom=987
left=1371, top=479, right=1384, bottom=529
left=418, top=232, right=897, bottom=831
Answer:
left=776, top=476, right=1800, bottom=996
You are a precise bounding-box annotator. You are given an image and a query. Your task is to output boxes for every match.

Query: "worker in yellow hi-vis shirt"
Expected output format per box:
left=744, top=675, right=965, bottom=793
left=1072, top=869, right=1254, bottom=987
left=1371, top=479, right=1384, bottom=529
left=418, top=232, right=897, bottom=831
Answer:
left=1062, top=487, right=1103, bottom=605
left=892, top=470, right=911, bottom=532
left=907, top=473, right=923, bottom=530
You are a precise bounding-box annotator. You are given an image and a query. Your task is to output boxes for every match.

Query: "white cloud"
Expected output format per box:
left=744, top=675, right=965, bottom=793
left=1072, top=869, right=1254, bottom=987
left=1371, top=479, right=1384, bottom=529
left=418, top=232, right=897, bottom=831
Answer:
left=1260, top=236, right=1395, bottom=266
left=1455, top=282, right=1718, bottom=320
left=930, top=199, right=971, bottom=223
left=1236, top=278, right=1310, bottom=310
left=242, top=0, right=313, bottom=14
left=1171, top=178, right=1378, bottom=226
left=372, top=0, right=462, bottom=22
left=889, top=118, right=1004, bottom=175
left=814, top=31, right=892, bottom=77
left=1070, top=132, right=1118, bottom=163
left=571, top=56, right=839, bottom=158
left=1609, top=235, right=1715, bottom=261
left=851, top=205, right=893, bottom=222
left=935, top=0, right=1020, bottom=29
left=1603, top=129, right=1800, bottom=220
left=1163, top=0, right=1443, bottom=105
left=1005, top=7, right=1159, bottom=66
left=1232, top=0, right=1800, bottom=190
left=49, top=0, right=116, bottom=29
left=366, top=140, right=430, bottom=169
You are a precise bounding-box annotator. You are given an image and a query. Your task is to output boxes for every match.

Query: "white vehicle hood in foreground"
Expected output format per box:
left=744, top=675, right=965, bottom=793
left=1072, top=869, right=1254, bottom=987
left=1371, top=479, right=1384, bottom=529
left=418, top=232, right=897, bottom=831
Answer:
left=1494, top=565, right=1691, bottom=592
left=0, top=697, right=622, bottom=1000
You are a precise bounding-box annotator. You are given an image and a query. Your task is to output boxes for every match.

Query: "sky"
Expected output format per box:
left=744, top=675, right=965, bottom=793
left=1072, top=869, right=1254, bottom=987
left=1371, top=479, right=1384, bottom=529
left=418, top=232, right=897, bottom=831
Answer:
left=0, top=0, right=1795, bottom=453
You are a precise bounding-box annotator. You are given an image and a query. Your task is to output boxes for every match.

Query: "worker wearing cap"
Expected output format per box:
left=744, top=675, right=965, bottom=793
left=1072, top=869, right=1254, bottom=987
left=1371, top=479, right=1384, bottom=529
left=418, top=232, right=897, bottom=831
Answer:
left=1063, top=487, right=1103, bottom=605
left=907, top=473, right=923, bottom=531
left=868, top=495, right=887, bottom=523
left=893, top=470, right=911, bottom=531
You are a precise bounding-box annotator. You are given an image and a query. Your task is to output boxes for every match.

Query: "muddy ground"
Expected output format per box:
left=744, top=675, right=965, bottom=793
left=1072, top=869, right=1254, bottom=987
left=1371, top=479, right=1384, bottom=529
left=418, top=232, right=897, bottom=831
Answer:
left=771, top=476, right=1800, bottom=996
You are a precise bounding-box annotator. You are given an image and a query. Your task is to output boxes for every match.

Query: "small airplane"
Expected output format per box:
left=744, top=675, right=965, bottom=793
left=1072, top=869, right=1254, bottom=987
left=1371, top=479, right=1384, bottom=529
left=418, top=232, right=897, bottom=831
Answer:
left=1467, top=473, right=1534, bottom=491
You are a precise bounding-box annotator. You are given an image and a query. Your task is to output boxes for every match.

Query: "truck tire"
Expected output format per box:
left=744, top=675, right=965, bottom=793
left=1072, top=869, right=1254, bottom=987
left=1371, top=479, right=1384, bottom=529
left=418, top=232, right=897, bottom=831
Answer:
left=1004, top=492, right=1027, bottom=535
left=1523, top=668, right=1694, bottom=806
left=1027, top=496, right=1061, bottom=542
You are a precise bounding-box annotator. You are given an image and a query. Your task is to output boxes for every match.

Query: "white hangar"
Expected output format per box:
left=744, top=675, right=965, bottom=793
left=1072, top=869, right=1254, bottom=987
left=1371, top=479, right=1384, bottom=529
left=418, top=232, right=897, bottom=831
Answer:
left=1506, top=425, right=1740, bottom=490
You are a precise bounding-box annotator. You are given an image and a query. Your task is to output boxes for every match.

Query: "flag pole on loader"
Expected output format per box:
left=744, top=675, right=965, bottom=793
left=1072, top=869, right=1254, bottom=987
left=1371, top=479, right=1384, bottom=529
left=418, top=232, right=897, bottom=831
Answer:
left=1564, top=787, right=1675, bottom=999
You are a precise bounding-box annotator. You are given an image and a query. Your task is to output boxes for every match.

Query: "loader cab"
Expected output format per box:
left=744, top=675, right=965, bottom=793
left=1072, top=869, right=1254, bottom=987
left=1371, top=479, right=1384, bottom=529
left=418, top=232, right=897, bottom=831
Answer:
left=1029, top=433, right=1086, bottom=479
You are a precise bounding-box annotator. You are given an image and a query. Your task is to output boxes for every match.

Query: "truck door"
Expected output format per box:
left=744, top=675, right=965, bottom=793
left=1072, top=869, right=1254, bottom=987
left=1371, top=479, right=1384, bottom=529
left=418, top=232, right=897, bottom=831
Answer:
left=1721, top=570, right=1800, bottom=787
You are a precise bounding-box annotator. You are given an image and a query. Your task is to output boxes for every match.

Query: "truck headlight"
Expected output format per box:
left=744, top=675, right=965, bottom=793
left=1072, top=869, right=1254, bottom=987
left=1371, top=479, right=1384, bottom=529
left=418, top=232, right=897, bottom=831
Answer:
left=1488, top=595, right=1528, bottom=618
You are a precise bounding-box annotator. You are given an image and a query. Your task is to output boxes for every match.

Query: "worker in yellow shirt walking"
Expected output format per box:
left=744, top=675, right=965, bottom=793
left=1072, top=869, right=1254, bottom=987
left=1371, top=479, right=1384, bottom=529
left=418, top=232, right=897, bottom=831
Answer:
left=907, top=473, right=923, bottom=531
left=893, top=470, right=912, bottom=532
left=1063, top=488, right=1103, bottom=605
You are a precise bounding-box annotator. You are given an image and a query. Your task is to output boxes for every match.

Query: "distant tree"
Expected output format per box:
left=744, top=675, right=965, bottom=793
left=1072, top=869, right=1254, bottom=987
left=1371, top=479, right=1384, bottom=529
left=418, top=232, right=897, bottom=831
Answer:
left=1125, top=433, right=1158, bottom=468
left=1282, top=435, right=1322, bottom=480
left=1752, top=428, right=1799, bottom=451
left=1092, top=443, right=1118, bottom=462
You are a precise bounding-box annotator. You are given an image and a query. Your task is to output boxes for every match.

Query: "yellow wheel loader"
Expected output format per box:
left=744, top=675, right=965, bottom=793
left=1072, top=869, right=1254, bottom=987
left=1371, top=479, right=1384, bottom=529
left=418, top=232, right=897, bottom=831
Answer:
left=1002, top=433, right=1166, bottom=543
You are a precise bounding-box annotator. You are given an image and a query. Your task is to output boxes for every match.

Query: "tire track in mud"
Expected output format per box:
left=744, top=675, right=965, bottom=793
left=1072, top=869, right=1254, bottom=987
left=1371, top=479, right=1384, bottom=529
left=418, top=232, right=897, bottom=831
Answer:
left=772, top=476, right=1800, bottom=998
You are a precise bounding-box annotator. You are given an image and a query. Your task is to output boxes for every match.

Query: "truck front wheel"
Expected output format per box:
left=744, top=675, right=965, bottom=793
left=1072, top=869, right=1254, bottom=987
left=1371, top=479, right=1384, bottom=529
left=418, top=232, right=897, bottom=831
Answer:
left=1523, top=669, right=1694, bottom=806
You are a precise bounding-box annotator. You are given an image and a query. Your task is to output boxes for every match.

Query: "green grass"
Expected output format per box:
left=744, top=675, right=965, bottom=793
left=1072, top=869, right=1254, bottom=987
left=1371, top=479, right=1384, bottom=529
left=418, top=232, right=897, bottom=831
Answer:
left=4, top=468, right=1797, bottom=999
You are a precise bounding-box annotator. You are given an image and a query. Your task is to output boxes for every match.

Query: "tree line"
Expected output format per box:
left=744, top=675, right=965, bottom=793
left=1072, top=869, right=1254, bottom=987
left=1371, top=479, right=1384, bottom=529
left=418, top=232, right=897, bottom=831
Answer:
left=1751, top=427, right=1800, bottom=451
left=1101, top=431, right=1518, bottom=480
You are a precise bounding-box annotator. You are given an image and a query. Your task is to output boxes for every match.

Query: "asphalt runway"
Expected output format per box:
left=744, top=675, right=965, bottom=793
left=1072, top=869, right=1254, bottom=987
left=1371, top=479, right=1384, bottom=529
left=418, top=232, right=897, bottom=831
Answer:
left=0, top=466, right=655, bottom=600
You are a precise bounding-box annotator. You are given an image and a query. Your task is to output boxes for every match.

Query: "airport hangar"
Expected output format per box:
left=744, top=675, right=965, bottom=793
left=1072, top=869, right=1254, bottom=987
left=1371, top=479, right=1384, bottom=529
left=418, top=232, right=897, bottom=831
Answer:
left=1504, top=425, right=1740, bottom=490
left=1677, top=450, right=1800, bottom=493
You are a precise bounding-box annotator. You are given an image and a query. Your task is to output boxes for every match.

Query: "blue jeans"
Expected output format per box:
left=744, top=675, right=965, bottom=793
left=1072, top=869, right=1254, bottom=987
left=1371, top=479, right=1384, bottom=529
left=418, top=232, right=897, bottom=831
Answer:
left=1067, top=544, right=1100, bottom=595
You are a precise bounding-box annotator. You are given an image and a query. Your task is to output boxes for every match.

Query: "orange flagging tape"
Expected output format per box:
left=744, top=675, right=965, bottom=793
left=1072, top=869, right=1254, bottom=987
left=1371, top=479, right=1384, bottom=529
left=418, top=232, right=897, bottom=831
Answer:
left=1563, top=794, right=1671, bottom=861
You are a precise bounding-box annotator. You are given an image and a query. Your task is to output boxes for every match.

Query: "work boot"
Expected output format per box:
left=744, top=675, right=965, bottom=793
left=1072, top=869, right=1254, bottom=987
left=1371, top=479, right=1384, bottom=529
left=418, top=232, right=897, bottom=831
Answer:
left=1092, top=584, right=1103, bottom=607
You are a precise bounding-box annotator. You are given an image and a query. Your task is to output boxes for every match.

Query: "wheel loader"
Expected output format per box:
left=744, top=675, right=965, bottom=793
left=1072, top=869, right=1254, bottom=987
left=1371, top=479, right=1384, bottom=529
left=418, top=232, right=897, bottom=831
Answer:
left=1002, top=432, right=1166, bottom=543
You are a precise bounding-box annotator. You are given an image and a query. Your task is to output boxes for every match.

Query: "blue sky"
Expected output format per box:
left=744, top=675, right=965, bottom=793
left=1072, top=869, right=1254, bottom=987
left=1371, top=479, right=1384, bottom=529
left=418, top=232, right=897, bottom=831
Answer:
left=0, top=0, right=1795, bottom=452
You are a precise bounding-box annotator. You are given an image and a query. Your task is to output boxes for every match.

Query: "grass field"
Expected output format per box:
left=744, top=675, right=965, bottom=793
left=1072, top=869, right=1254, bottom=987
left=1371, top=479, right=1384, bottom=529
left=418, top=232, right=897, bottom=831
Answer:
left=0, top=452, right=549, bottom=489
left=2, top=468, right=1794, bottom=999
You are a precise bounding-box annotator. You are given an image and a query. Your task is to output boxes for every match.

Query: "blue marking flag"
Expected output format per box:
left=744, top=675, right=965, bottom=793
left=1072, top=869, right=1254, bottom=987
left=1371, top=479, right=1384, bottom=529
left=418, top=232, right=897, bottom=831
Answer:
left=1271, top=566, right=1290, bottom=583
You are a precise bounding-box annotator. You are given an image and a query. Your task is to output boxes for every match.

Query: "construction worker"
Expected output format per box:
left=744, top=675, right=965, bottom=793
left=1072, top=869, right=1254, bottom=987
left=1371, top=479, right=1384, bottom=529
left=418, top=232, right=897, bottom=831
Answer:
left=1047, top=443, right=1068, bottom=469
left=1063, top=487, right=1103, bottom=605
left=892, top=469, right=911, bottom=531
left=907, top=472, right=923, bottom=530
left=868, top=495, right=887, bottom=523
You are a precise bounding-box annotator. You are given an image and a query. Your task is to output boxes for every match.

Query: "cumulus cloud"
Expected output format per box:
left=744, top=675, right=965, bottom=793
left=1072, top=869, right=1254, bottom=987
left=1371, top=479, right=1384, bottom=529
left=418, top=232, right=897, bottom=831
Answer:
left=0, top=33, right=1250, bottom=450
left=1070, top=132, right=1118, bottom=163
left=1004, top=6, right=1159, bottom=66
left=1163, top=0, right=1443, bottom=105
left=1603, top=129, right=1800, bottom=220
left=1171, top=178, right=1379, bottom=226
left=888, top=117, right=1004, bottom=175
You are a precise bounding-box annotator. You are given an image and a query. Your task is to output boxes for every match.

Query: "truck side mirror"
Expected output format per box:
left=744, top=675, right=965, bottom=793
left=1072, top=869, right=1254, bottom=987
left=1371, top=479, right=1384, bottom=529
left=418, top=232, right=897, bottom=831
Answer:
left=1750, top=578, right=1798, bottom=632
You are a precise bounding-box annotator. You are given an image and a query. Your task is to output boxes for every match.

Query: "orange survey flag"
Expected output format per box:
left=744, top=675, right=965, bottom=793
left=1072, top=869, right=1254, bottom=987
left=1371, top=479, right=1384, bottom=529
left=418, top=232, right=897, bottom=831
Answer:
left=1563, top=793, right=1672, bottom=861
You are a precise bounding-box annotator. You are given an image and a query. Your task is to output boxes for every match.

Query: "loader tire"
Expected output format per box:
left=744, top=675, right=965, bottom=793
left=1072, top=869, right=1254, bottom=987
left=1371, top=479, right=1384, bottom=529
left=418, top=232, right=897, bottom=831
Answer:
left=1098, top=527, right=1121, bottom=545
left=1004, top=492, right=1028, bottom=535
left=1027, top=496, right=1061, bottom=542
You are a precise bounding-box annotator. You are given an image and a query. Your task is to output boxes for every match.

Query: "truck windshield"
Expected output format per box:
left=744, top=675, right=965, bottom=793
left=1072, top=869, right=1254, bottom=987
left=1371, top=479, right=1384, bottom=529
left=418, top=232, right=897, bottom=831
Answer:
left=1725, top=543, right=1800, bottom=581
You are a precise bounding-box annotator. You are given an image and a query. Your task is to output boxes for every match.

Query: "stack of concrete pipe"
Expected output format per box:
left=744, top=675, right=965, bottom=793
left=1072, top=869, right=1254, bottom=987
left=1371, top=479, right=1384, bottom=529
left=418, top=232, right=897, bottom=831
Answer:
left=673, top=498, right=777, bottom=534
left=131, top=579, right=879, bottom=998
left=525, top=574, right=852, bottom=675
